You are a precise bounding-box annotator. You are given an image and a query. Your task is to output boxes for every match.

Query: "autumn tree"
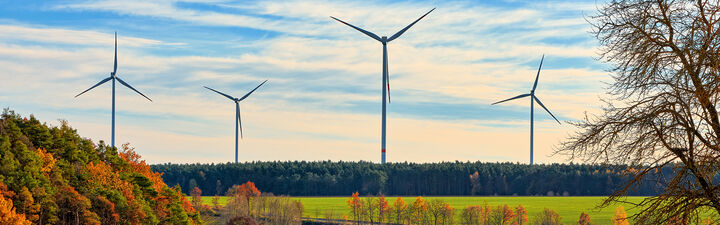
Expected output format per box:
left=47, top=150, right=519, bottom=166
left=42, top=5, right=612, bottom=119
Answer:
left=348, top=192, right=363, bottom=223
left=55, top=185, right=100, bottom=225
left=612, top=206, right=629, bottom=225
left=428, top=199, right=446, bottom=225
left=515, top=205, right=529, bottom=225
left=93, top=195, right=119, bottom=225
left=461, top=205, right=481, bottom=225
left=410, top=196, right=429, bottom=225
left=439, top=202, right=455, bottom=225
left=0, top=181, right=31, bottom=225
left=392, top=197, right=408, bottom=224
left=363, top=195, right=379, bottom=224
left=578, top=212, right=592, bottom=225
left=223, top=182, right=261, bottom=222
left=191, top=187, right=203, bottom=208
left=489, top=204, right=515, bottom=225
left=532, top=208, right=561, bottom=225
left=237, top=181, right=261, bottom=217
left=470, top=171, right=482, bottom=196
left=559, top=0, right=720, bottom=223
left=377, top=195, right=391, bottom=224
left=0, top=110, right=202, bottom=225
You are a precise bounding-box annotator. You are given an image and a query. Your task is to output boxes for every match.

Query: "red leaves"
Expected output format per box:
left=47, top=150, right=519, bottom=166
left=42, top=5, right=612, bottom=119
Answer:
left=236, top=181, right=261, bottom=198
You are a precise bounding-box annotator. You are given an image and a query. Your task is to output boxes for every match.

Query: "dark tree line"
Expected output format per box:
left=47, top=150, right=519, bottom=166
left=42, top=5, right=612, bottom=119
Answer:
left=152, top=161, right=669, bottom=196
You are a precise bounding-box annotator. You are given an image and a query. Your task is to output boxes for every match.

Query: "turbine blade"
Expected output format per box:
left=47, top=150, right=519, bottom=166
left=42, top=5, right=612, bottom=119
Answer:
left=204, top=86, right=236, bottom=101
left=532, top=54, right=544, bottom=92
left=75, top=77, right=112, bottom=98
left=114, top=32, right=117, bottom=74
left=387, top=8, right=435, bottom=42
left=385, top=50, right=391, bottom=103
left=116, top=77, right=152, bottom=102
left=236, top=103, right=243, bottom=139
left=533, top=95, right=561, bottom=124
left=491, top=93, right=530, bottom=105
left=330, top=16, right=382, bottom=42
left=238, top=80, right=268, bottom=101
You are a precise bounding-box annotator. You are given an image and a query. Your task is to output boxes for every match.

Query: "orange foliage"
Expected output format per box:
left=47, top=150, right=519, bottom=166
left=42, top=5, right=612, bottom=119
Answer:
left=236, top=181, right=261, bottom=197
left=515, top=204, right=528, bottom=225
left=501, top=204, right=515, bottom=224
left=413, top=196, right=427, bottom=211
left=347, top=192, right=363, bottom=221
left=378, top=195, right=390, bottom=223
left=55, top=185, right=101, bottom=225
left=35, top=148, right=56, bottom=174
left=392, top=197, right=407, bottom=224
left=86, top=160, right=148, bottom=224
left=180, top=189, right=196, bottom=214
left=190, top=187, right=202, bottom=207
left=119, top=144, right=166, bottom=193
left=393, top=197, right=407, bottom=211
left=410, top=196, right=428, bottom=224
left=95, top=195, right=120, bottom=224
left=86, top=161, right=135, bottom=203
left=0, top=181, right=31, bottom=225
left=118, top=144, right=197, bottom=219
left=578, top=212, right=592, bottom=225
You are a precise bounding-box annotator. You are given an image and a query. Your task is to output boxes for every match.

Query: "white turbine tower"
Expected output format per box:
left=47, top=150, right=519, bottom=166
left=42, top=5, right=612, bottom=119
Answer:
left=75, top=32, right=152, bottom=148
left=331, top=8, right=435, bottom=164
left=204, top=80, right=267, bottom=163
left=492, top=55, right=560, bottom=165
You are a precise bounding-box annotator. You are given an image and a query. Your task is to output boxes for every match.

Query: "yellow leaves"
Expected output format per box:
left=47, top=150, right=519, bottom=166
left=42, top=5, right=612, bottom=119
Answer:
left=86, top=161, right=136, bottom=203
left=413, top=196, right=427, bottom=212
left=86, top=161, right=115, bottom=187
left=34, top=148, right=56, bottom=174
left=0, top=193, right=32, bottom=225
left=613, top=206, right=630, bottom=225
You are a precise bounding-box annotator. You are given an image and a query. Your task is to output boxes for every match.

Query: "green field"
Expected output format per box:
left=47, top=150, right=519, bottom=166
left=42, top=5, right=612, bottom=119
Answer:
left=202, top=196, right=647, bottom=224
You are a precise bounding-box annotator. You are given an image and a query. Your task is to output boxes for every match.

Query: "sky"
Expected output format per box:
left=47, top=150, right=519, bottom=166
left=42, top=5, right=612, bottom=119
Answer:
left=0, top=0, right=613, bottom=164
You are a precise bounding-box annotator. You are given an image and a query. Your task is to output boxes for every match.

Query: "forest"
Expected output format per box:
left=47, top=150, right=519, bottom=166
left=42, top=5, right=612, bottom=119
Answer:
left=153, top=160, right=670, bottom=197
left=0, top=109, right=202, bottom=224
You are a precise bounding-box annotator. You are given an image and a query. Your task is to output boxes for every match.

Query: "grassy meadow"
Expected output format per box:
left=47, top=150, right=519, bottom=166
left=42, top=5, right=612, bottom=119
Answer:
left=202, top=196, right=647, bottom=224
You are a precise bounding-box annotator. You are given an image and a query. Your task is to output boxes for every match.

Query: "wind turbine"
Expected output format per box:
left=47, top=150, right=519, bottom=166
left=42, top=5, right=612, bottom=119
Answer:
left=75, top=32, right=152, bottom=148
left=331, top=8, right=435, bottom=164
left=204, top=80, right=267, bottom=163
left=491, top=55, right=560, bottom=165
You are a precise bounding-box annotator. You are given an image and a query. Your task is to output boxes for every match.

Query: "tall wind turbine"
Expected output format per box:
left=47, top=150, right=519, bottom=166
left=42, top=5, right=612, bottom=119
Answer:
left=491, top=55, right=560, bottom=165
left=331, top=8, right=435, bottom=164
left=204, top=80, right=267, bottom=163
left=75, top=32, right=152, bottom=148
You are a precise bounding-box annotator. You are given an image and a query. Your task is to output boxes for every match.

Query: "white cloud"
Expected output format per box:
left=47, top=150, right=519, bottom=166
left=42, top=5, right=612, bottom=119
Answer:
left=0, top=0, right=612, bottom=164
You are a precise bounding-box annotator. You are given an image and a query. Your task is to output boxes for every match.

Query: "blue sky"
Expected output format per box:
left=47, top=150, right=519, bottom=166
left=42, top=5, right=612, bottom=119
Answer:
left=0, top=0, right=611, bottom=164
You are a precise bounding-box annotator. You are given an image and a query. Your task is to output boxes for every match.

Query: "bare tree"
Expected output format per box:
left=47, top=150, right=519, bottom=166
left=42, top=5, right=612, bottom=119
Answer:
left=558, top=0, right=720, bottom=223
